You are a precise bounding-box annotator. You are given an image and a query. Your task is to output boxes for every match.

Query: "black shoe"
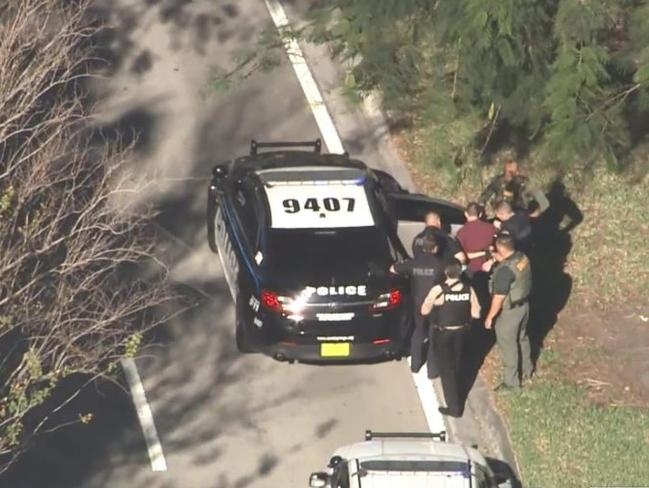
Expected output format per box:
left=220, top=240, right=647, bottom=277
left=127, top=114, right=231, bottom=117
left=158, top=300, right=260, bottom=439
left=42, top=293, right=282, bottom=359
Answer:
left=438, top=406, right=462, bottom=417
left=494, top=383, right=520, bottom=392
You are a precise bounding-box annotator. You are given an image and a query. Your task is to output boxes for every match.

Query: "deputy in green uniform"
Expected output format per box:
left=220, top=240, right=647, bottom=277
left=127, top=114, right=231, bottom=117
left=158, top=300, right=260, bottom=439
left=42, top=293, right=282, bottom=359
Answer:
left=482, top=233, right=533, bottom=390
left=479, top=158, right=548, bottom=215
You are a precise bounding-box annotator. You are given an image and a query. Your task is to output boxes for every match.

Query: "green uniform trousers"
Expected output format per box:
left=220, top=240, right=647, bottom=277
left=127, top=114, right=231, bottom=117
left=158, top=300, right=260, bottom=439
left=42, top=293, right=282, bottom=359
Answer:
left=494, top=302, right=533, bottom=387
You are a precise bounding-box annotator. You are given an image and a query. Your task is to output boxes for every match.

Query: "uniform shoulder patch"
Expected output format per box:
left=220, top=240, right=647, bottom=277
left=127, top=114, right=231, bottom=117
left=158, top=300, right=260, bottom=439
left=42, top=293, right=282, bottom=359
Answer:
left=516, top=256, right=529, bottom=271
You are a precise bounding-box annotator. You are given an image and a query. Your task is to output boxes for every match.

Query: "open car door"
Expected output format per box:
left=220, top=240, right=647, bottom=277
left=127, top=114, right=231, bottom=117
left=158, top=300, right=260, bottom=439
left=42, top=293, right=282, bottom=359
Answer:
left=388, top=192, right=466, bottom=258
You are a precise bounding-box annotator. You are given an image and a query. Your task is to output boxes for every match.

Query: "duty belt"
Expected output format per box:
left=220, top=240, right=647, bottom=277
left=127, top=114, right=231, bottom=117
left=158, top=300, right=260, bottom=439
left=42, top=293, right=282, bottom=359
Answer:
left=435, top=323, right=469, bottom=331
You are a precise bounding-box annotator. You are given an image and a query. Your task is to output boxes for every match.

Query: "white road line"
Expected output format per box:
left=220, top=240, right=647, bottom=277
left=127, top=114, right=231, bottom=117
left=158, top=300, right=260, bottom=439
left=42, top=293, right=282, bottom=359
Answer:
left=264, top=0, right=447, bottom=437
left=408, top=359, right=448, bottom=435
left=263, top=0, right=345, bottom=155
left=121, top=358, right=167, bottom=472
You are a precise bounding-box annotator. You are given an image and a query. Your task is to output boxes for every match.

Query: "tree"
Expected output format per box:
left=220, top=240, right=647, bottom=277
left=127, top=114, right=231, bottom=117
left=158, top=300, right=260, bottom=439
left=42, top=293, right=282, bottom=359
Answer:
left=262, top=0, right=649, bottom=171
left=0, top=0, right=171, bottom=472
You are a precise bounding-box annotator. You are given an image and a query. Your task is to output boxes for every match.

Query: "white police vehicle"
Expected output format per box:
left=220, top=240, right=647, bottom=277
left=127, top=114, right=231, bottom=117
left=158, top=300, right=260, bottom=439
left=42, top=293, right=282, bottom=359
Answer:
left=309, top=431, right=514, bottom=488
left=207, top=140, right=465, bottom=362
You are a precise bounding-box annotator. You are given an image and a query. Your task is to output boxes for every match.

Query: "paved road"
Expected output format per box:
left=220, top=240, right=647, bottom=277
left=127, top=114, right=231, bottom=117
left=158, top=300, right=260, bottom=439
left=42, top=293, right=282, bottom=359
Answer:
left=3, top=1, right=436, bottom=487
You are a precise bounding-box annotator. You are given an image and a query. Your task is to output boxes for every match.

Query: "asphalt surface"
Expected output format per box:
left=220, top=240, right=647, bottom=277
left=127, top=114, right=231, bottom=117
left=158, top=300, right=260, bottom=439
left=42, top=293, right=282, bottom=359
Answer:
left=3, top=1, right=437, bottom=487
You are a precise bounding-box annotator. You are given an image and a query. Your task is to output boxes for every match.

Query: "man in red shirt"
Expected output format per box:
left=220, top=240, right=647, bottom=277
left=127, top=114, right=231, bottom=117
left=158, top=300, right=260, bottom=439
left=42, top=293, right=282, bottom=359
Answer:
left=456, top=202, right=496, bottom=312
left=456, top=202, right=497, bottom=276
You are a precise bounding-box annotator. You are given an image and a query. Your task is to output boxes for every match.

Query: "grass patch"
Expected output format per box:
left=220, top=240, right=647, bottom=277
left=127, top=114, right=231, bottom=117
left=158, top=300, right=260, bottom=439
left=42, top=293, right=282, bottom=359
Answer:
left=495, top=372, right=649, bottom=488
left=396, top=127, right=649, bottom=306
left=394, top=120, right=649, bottom=487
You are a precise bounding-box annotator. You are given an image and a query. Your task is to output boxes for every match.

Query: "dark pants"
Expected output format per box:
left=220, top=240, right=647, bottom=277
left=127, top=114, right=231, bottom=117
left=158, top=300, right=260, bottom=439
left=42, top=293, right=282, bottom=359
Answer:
left=410, top=313, right=439, bottom=378
left=467, top=270, right=491, bottom=317
left=433, top=325, right=468, bottom=414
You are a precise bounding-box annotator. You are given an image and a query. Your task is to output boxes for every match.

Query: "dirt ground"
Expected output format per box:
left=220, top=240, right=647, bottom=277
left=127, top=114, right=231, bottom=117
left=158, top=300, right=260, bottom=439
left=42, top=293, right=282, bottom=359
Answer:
left=548, top=302, right=649, bottom=407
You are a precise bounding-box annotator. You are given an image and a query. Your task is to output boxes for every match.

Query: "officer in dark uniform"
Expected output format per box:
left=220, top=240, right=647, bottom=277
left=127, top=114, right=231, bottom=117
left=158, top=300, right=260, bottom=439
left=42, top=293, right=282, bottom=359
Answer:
left=483, top=233, right=533, bottom=390
left=494, top=200, right=533, bottom=254
left=390, top=231, right=445, bottom=378
left=421, top=259, right=481, bottom=417
left=411, top=211, right=466, bottom=264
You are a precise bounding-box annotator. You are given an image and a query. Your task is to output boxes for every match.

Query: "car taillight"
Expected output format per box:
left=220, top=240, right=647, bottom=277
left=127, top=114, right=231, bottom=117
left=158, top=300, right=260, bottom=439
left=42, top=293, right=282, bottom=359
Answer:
left=370, top=289, right=402, bottom=312
left=261, top=290, right=283, bottom=313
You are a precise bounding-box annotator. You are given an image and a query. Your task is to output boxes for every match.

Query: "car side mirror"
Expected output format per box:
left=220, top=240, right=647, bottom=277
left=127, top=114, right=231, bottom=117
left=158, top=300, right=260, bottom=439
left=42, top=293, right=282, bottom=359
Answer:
left=212, top=164, right=228, bottom=178
left=309, top=472, right=329, bottom=487
left=327, top=455, right=343, bottom=468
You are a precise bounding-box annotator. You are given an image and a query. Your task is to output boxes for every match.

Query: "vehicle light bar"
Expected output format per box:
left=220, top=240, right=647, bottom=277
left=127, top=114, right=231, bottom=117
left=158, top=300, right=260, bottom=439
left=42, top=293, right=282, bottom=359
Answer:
left=250, top=139, right=322, bottom=155
left=264, top=179, right=363, bottom=187
left=364, top=430, right=447, bottom=442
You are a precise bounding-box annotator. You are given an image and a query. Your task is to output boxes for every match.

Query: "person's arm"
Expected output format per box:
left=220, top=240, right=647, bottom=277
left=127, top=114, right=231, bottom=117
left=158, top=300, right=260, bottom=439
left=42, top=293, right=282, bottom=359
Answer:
left=467, top=250, right=488, bottom=260
left=470, top=287, right=481, bottom=319
left=482, top=258, right=496, bottom=272
left=484, top=266, right=515, bottom=329
left=390, top=260, right=412, bottom=275
left=421, top=285, right=442, bottom=316
left=447, top=236, right=467, bottom=264
left=479, top=177, right=498, bottom=205
left=485, top=295, right=505, bottom=329
left=528, top=188, right=550, bottom=217
left=411, top=229, right=425, bottom=256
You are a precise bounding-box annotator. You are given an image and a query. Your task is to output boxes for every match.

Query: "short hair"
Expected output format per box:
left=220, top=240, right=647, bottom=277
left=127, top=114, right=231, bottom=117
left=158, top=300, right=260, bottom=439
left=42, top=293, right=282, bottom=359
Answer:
left=465, top=201, right=482, bottom=217
left=495, top=233, right=515, bottom=252
left=424, top=211, right=441, bottom=225
left=421, top=230, right=439, bottom=253
left=495, top=200, right=513, bottom=214
left=503, top=158, right=518, bottom=168
left=445, top=259, right=462, bottom=279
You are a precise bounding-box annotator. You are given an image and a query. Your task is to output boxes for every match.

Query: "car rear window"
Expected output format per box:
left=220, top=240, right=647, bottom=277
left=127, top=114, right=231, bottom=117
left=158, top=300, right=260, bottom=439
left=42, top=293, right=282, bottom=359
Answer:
left=264, top=182, right=375, bottom=229
left=263, top=227, right=391, bottom=270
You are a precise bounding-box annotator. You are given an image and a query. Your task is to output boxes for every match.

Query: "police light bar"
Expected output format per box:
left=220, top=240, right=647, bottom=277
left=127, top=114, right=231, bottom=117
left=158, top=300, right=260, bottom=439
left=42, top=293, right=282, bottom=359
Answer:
left=250, top=139, right=322, bottom=155
left=364, top=430, right=447, bottom=442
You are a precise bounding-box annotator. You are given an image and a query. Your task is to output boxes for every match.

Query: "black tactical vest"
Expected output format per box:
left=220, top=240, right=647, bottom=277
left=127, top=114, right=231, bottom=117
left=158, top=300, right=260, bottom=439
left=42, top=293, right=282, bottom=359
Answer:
left=436, top=281, right=471, bottom=328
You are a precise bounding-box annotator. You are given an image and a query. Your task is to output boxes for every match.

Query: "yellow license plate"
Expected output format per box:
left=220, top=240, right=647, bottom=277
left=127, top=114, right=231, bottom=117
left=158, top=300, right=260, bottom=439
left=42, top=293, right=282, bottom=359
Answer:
left=320, top=343, right=351, bottom=357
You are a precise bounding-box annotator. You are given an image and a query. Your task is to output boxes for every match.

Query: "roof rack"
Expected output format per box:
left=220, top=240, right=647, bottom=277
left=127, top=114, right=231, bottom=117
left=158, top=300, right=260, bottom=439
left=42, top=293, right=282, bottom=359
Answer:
left=365, top=430, right=447, bottom=442
left=250, top=139, right=322, bottom=156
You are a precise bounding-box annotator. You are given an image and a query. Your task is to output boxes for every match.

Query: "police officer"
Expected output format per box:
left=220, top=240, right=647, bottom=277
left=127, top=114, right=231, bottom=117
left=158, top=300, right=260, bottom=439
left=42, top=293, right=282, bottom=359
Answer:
left=479, top=158, right=529, bottom=211
left=412, top=211, right=466, bottom=264
left=480, top=159, right=550, bottom=215
left=390, top=231, right=445, bottom=378
left=483, top=233, right=533, bottom=390
left=421, top=259, right=481, bottom=417
left=494, top=200, right=533, bottom=254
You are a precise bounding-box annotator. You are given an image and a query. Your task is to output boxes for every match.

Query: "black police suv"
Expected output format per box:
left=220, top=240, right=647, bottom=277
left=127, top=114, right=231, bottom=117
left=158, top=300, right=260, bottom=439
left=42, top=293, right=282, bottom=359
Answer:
left=207, top=139, right=464, bottom=362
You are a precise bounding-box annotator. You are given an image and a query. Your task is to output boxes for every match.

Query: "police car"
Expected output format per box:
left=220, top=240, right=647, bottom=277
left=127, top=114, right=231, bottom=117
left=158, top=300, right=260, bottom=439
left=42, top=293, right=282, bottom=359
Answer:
left=207, top=140, right=464, bottom=362
left=308, top=431, right=514, bottom=488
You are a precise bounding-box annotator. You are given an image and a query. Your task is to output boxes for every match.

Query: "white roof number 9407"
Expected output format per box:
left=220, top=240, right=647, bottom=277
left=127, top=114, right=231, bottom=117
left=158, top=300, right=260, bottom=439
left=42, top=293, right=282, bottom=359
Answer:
left=265, top=184, right=374, bottom=229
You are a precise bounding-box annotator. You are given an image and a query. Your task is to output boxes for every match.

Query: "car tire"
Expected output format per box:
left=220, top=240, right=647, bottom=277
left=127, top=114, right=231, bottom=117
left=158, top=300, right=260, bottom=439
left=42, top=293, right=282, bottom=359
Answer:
left=235, top=294, right=254, bottom=353
left=235, top=321, right=254, bottom=353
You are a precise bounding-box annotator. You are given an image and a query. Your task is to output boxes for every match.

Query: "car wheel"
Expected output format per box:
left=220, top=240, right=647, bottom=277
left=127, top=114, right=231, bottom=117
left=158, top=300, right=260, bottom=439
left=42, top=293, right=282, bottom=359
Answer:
left=235, top=320, right=254, bottom=353
left=235, top=293, right=254, bottom=353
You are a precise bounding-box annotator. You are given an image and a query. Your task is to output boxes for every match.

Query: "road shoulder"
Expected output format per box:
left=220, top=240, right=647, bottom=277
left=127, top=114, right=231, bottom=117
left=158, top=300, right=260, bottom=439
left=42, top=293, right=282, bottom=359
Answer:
left=280, top=3, right=520, bottom=479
